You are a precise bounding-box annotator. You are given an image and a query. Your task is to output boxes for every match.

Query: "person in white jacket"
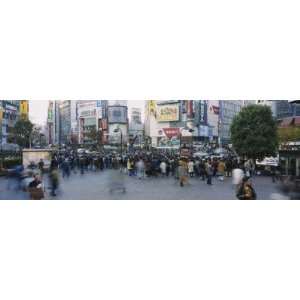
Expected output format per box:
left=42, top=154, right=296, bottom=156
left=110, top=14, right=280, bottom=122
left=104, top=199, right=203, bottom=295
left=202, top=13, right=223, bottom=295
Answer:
left=188, top=160, right=194, bottom=177
left=160, top=161, right=167, bottom=176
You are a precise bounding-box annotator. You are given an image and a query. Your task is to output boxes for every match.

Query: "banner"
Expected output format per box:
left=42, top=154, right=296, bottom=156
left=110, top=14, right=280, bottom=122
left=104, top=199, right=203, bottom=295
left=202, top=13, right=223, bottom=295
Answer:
left=157, top=103, right=179, bottom=122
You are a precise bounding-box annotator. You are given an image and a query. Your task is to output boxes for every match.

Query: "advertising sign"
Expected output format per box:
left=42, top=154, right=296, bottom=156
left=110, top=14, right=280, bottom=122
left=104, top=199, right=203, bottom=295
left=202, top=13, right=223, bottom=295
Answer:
left=157, top=103, right=179, bottom=122
left=20, top=100, right=29, bottom=115
left=80, top=109, right=96, bottom=118
left=108, top=106, right=127, bottom=124
left=163, top=128, right=180, bottom=139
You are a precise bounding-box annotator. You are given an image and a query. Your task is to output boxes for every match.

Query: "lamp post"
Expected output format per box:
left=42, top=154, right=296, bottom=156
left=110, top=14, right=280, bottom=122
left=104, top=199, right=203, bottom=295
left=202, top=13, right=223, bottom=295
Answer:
left=114, top=128, right=123, bottom=157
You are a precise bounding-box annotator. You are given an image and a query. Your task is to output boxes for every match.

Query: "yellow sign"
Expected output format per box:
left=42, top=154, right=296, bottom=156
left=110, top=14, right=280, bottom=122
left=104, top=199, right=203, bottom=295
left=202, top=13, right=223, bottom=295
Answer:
left=157, top=103, right=179, bottom=122
left=148, top=100, right=156, bottom=114
left=20, top=100, right=29, bottom=118
left=0, top=108, right=3, bottom=123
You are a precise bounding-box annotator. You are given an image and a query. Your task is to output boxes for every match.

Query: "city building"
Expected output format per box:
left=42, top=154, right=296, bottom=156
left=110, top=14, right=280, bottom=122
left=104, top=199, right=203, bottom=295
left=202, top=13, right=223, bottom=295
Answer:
left=206, top=100, right=220, bottom=142
left=219, top=100, right=244, bottom=145
left=47, top=100, right=60, bottom=145
left=145, top=100, right=185, bottom=148
left=59, top=100, right=79, bottom=145
left=0, top=100, right=21, bottom=145
left=276, top=100, right=300, bottom=120
left=107, top=102, right=129, bottom=145
left=78, top=100, right=108, bottom=145
left=129, top=107, right=144, bottom=147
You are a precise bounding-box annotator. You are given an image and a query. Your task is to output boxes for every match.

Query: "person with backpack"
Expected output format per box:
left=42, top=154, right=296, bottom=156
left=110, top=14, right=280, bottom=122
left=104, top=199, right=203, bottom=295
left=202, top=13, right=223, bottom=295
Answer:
left=236, top=176, right=257, bottom=200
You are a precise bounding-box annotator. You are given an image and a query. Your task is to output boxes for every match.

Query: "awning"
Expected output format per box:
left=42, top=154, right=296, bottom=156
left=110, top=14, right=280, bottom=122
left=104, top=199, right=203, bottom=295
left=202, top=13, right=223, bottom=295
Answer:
left=294, top=117, right=300, bottom=126
left=280, top=117, right=293, bottom=127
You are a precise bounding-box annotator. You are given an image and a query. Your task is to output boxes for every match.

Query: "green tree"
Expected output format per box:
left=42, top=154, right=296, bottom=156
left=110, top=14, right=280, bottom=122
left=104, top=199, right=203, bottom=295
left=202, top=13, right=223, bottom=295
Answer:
left=11, top=119, right=34, bottom=148
left=230, top=105, right=278, bottom=160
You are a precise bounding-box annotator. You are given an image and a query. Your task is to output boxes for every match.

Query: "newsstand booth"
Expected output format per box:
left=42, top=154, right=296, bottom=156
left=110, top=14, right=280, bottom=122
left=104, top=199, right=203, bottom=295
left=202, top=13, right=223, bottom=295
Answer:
left=279, top=143, right=300, bottom=177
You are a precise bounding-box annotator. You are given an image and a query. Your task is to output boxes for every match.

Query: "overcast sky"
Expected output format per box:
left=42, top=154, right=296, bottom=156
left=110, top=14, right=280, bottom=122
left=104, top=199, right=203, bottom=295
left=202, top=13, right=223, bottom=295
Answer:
left=29, top=100, right=145, bottom=126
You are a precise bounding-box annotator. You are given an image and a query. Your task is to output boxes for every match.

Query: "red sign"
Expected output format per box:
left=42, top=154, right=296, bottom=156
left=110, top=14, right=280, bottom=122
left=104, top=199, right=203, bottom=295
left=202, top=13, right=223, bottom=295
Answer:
left=210, top=105, right=219, bottom=115
left=163, top=128, right=180, bottom=139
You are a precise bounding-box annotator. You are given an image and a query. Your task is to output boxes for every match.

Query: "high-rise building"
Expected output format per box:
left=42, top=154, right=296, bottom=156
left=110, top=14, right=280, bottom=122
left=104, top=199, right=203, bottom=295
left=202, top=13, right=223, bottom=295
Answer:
left=59, top=100, right=79, bottom=145
left=107, top=102, right=129, bottom=145
left=77, top=100, right=108, bottom=145
left=219, top=100, right=244, bottom=145
left=129, top=107, right=144, bottom=146
left=275, top=100, right=300, bottom=120
left=47, top=100, right=61, bottom=145
left=0, top=100, right=21, bottom=145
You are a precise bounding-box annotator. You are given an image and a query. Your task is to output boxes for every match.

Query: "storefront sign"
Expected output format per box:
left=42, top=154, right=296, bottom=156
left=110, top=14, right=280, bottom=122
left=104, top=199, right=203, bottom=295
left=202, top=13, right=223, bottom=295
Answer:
left=157, top=103, right=179, bottom=122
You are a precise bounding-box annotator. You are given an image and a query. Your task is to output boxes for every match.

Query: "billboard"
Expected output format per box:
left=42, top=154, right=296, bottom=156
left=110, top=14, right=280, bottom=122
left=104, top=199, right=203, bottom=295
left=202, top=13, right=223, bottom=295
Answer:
left=20, top=100, right=29, bottom=116
left=108, top=106, right=127, bottom=124
left=157, top=103, right=180, bottom=122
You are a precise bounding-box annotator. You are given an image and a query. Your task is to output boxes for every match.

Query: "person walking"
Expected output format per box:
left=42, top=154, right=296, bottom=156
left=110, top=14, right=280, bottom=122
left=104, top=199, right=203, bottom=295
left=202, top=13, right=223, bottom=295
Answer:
left=136, top=158, right=145, bottom=180
left=206, top=160, right=213, bottom=185
left=178, top=159, right=188, bottom=187
left=38, top=159, right=45, bottom=177
left=188, top=160, right=194, bottom=177
left=218, top=159, right=225, bottom=181
left=160, top=161, right=167, bottom=177
left=49, top=161, right=60, bottom=197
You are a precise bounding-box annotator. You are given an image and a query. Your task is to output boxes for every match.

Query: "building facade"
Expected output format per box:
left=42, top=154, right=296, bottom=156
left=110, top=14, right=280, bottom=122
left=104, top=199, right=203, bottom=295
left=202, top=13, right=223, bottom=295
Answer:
left=219, top=100, right=244, bottom=145
left=0, top=100, right=21, bottom=145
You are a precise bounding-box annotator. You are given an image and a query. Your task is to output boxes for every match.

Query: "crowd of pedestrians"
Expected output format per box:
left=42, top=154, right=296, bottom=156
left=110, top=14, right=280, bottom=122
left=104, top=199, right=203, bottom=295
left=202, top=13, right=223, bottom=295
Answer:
left=32, top=149, right=258, bottom=200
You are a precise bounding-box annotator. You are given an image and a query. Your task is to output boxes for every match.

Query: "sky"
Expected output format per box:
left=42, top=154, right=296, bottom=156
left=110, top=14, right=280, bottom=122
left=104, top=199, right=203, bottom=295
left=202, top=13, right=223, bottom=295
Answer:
left=29, top=100, right=145, bottom=126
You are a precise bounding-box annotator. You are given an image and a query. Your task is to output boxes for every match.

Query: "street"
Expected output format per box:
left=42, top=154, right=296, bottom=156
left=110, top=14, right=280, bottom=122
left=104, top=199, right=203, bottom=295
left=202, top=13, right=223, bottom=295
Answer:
left=0, top=170, right=289, bottom=200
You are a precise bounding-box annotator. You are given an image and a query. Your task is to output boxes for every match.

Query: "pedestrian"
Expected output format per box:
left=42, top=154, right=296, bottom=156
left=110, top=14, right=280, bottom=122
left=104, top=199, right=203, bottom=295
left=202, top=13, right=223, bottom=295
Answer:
left=160, top=161, right=167, bottom=177
left=218, top=159, right=225, bottom=181
left=236, top=176, right=257, bottom=200
left=188, top=160, right=194, bottom=177
left=49, top=165, right=59, bottom=197
left=206, top=160, right=213, bottom=185
left=178, top=159, right=188, bottom=187
left=38, top=159, right=44, bottom=177
left=136, top=159, right=145, bottom=180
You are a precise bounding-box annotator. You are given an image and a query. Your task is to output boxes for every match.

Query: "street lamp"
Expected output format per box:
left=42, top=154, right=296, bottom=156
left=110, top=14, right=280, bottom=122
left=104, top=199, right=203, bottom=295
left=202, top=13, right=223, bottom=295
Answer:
left=114, top=127, right=123, bottom=157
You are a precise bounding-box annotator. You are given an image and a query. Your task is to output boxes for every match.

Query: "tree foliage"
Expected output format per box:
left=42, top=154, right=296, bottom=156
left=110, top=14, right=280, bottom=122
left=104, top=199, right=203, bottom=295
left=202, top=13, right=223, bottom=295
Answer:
left=11, top=119, right=34, bottom=148
left=230, top=105, right=278, bottom=160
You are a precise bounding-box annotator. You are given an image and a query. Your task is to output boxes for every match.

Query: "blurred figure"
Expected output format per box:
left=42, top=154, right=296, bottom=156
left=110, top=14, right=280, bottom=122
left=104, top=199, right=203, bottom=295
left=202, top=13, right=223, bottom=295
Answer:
left=160, top=161, right=167, bottom=177
left=233, top=164, right=245, bottom=192
left=218, top=159, right=225, bottom=181
left=38, top=159, right=44, bottom=176
left=49, top=161, right=60, bottom=197
left=236, top=176, right=257, bottom=200
left=178, top=159, right=188, bottom=187
left=136, top=158, right=145, bottom=180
